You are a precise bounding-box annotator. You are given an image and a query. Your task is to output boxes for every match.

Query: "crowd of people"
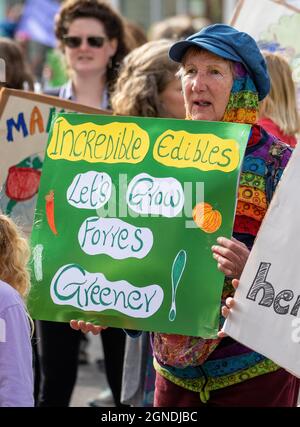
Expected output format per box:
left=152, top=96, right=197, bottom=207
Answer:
left=0, top=0, right=299, bottom=408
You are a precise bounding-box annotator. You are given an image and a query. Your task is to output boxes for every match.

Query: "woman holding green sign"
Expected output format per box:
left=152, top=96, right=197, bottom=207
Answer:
left=72, top=24, right=299, bottom=406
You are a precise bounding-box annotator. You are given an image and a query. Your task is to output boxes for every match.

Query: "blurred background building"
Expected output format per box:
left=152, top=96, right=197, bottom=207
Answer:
left=0, top=0, right=239, bottom=86
left=0, top=0, right=239, bottom=32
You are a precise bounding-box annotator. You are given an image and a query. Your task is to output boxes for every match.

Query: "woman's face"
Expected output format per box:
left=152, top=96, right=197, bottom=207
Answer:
left=159, top=78, right=186, bottom=119
left=181, top=49, right=233, bottom=121
left=63, top=18, right=117, bottom=77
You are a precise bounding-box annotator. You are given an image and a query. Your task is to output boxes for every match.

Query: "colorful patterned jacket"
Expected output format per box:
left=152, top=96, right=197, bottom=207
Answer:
left=153, top=124, right=292, bottom=401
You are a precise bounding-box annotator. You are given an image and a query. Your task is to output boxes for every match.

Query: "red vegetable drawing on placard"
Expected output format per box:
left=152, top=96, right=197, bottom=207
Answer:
left=0, top=154, right=43, bottom=217
left=45, top=190, right=58, bottom=235
left=6, top=166, right=41, bottom=201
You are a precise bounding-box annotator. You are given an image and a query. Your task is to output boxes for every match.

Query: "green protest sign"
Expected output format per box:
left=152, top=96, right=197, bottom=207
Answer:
left=28, top=113, right=250, bottom=337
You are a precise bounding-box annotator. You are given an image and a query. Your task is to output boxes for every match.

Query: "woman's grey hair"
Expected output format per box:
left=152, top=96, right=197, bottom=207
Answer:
left=176, top=46, right=236, bottom=80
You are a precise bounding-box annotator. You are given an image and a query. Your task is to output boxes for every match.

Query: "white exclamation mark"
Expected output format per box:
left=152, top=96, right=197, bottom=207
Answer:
left=33, top=244, right=44, bottom=281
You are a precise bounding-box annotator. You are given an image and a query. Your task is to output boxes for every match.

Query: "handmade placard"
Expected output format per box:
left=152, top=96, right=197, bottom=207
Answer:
left=28, top=113, right=250, bottom=337
left=0, top=88, right=106, bottom=235
left=231, top=0, right=300, bottom=110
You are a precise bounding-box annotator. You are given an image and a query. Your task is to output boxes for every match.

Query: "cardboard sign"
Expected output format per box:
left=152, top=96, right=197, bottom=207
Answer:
left=231, top=0, right=300, bottom=110
left=28, top=113, right=251, bottom=337
left=224, top=143, right=300, bottom=377
left=0, top=88, right=108, bottom=235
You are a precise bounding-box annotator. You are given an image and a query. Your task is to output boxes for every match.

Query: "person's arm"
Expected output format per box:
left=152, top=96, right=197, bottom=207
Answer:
left=70, top=320, right=107, bottom=334
left=70, top=320, right=141, bottom=338
left=217, top=278, right=239, bottom=338
left=0, top=304, right=34, bottom=407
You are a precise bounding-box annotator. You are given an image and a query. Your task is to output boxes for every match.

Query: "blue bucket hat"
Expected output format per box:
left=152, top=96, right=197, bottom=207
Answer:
left=169, top=24, right=270, bottom=100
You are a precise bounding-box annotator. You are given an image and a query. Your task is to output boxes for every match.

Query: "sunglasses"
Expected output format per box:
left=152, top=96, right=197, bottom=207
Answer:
left=63, top=35, right=107, bottom=48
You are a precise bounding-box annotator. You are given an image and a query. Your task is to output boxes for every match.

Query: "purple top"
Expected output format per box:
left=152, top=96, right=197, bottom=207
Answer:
left=0, top=281, right=34, bottom=407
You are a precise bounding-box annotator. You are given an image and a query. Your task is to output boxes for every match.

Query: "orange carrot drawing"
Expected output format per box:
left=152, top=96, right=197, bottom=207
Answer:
left=45, top=190, right=58, bottom=235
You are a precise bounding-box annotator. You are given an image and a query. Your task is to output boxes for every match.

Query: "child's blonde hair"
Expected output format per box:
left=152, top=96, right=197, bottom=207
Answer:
left=259, top=51, right=300, bottom=136
left=0, top=214, right=31, bottom=298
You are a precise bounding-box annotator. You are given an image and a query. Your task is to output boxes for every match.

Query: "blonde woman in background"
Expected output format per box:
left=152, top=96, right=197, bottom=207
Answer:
left=259, top=51, right=299, bottom=148
left=112, top=39, right=185, bottom=120
left=0, top=214, right=33, bottom=406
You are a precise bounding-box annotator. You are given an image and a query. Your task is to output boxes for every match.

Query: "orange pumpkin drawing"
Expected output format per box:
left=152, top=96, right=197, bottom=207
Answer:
left=192, top=202, right=222, bottom=233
